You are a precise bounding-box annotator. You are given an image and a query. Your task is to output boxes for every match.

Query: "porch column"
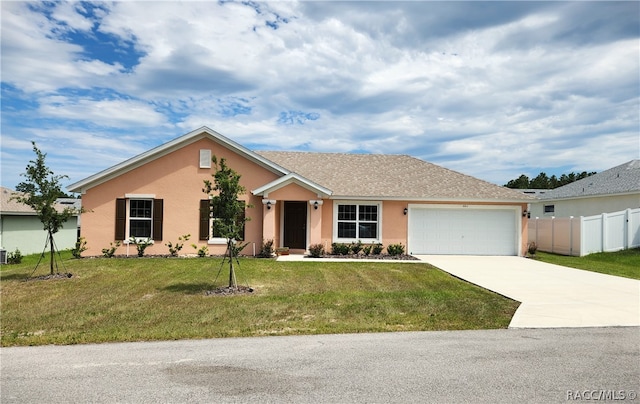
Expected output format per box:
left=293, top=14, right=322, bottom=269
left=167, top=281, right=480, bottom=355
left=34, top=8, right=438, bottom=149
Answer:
left=308, top=200, right=323, bottom=247
left=262, top=199, right=277, bottom=245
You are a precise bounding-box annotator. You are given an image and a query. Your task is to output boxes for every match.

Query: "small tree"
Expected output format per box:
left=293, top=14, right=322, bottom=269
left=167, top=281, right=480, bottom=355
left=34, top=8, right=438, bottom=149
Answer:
left=202, top=156, right=251, bottom=288
left=13, top=142, right=79, bottom=275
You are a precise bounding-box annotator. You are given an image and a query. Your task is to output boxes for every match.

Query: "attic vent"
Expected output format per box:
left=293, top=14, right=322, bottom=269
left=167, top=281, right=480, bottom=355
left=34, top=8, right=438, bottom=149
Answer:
left=200, top=149, right=212, bottom=168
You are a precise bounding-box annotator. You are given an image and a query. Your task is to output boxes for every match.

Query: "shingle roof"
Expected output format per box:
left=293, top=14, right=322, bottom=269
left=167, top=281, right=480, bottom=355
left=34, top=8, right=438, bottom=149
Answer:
left=256, top=151, right=533, bottom=201
left=538, top=160, right=640, bottom=200
left=1, top=187, right=34, bottom=214
left=1, top=187, right=80, bottom=215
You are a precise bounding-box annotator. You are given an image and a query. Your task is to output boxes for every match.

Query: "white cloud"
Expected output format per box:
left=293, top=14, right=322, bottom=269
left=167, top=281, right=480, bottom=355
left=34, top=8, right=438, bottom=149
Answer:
left=1, top=1, right=638, bottom=190
left=38, top=96, right=168, bottom=128
left=0, top=2, right=125, bottom=92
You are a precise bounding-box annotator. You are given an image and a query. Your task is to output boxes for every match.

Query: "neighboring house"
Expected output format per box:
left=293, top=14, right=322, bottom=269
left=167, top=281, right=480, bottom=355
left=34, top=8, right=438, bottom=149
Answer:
left=67, top=127, right=535, bottom=257
left=0, top=187, right=80, bottom=256
left=529, top=160, right=640, bottom=218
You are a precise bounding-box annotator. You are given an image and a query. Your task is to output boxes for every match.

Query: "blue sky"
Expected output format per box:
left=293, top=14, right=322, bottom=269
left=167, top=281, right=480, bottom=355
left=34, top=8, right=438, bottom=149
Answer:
left=1, top=1, right=639, bottom=191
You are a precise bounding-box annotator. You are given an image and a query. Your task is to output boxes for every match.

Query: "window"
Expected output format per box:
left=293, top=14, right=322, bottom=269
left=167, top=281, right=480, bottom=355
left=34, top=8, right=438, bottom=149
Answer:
left=199, top=199, right=246, bottom=243
left=115, top=198, right=163, bottom=241
left=544, top=204, right=555, bottom=214
left=129, top=199, right=153, bottom=238
left=335, top=202, right=380, bottom=241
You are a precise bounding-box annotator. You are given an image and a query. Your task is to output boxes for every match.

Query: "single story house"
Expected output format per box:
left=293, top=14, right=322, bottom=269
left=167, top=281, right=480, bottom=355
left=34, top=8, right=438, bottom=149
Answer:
left=68, top=127, right=534, bottom=257
left=0, top=187, right=80, bottom=256
left=529, top=160, right=640, bottom=218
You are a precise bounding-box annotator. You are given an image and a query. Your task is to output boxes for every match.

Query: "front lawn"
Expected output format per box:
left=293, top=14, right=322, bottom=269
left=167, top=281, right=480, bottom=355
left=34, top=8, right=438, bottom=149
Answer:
left=535, top=248, right=640, bottom=280
left=0, top=253, right=518, bottom=346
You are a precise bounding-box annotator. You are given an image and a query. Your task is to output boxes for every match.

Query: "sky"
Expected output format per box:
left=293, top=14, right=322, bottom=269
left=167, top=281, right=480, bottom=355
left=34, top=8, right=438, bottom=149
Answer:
left=1, top=1, right=639, bottom=192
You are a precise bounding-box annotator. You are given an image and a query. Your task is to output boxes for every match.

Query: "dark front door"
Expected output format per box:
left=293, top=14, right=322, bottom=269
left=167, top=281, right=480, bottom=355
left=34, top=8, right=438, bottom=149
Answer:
left=283, top=201, right=307, bottom=249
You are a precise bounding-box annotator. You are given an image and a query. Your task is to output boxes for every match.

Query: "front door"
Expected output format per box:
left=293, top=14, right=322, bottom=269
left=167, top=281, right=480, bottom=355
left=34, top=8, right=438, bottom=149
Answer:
left=283, top=201, right=307, bottom=249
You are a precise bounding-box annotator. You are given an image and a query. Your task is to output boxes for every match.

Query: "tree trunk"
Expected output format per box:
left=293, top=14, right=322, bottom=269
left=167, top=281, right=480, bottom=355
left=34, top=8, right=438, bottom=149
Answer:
left=228, top=240, right=236, bottom=289
left=49, top=230, right=55, bottom=275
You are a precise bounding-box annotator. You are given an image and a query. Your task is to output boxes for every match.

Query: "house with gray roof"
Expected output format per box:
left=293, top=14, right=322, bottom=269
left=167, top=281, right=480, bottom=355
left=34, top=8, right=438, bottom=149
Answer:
left=529, top=160, right=640, bottom=218
left=0, top=187, right=80, bottom=257
left=68, top=127, right=535, bottom=257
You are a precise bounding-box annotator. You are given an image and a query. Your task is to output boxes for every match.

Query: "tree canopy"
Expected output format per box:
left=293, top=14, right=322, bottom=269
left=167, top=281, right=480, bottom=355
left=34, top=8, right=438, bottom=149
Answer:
left=202, top=155, right=251, bottom=288
left=13, top=142, right=79, bottom=274
left=504, top=171, right=596, bottom=189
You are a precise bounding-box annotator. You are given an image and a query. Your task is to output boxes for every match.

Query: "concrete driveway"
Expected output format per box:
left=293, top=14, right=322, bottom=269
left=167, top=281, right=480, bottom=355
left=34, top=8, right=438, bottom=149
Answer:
left=417, top=255, right=640, bottom=328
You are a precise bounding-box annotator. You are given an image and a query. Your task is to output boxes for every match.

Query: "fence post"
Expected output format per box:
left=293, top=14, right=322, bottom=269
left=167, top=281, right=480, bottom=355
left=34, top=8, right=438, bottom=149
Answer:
left=551, top=216, right=555, bottom=254
left=569, top=216, right=573, bottom=256
left=601, top=212, right=607, bottom=252
left=626, top=208, right=632, bottom=249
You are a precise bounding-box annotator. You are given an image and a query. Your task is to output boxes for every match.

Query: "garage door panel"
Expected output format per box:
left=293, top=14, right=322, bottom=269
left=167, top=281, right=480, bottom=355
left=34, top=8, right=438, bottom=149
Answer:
left=409, top=207, right=517, bottom=255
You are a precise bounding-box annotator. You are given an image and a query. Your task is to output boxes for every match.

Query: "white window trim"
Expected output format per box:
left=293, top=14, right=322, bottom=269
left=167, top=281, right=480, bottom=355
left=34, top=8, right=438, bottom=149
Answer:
left=124, top=198, right=155, bottom=244
left=207, top=216, right=228, bottom=245
left=206, top=198, right=247, bottom=245
left=332, top=200, right=382, bottom=243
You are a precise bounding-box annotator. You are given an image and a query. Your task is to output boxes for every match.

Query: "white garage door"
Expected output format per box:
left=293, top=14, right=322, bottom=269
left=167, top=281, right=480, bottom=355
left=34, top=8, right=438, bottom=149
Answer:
left=408, top=206, right=518, bottom=255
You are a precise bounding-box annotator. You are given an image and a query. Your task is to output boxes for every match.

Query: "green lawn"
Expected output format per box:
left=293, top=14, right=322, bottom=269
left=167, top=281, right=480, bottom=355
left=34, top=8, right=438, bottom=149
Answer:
left=0, top=252, right=518, bottom=346
left=535, top=248, right=640, bottom=280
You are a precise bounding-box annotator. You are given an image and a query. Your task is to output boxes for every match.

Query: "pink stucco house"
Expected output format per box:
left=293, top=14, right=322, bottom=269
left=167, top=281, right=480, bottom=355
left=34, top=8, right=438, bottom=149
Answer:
left=68, top=127, right=534, bottom=257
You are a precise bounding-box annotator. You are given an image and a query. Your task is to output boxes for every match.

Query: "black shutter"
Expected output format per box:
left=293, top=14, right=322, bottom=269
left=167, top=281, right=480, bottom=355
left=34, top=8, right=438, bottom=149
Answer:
left=115, top=198, right=126, bottom=240
left=199, top=199, right=210, bottom=240
left=153, top=199, right=163, bottom=241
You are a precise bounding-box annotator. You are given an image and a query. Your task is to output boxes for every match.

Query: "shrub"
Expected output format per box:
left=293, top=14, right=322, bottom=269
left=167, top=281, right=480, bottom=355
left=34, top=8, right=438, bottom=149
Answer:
left=230, top=241, right=249, bottom=257
left=258, top=239, right=274, bottom=258
left=7, top=248, right=23, bottom=264
left=372, top=243, right=384, bottom=255
left=166, top=234, right=191, bottom=257
left=192, top=244, right=208, bottom=257
left=349, top=240, right=363, bottom=255
left=331, top=243, right=350, bottom=255
left=362, top=244, right=372, bottom=256
left=130, top=237, right=153, bottom=257
left=102, top=241, right=121, bottom=258
left=387, top=243, right=405, bottom=256
left=71, top=237, right=88, bottom=258
left=527, top=241, right=538, bottom=256
left=308, top=243, right=325, bottom=258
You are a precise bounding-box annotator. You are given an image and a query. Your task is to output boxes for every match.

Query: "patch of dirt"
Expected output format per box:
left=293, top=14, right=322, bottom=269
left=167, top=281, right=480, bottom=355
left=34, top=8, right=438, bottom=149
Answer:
left=204, top=285, right=254, bottom=296
left=26, top=273, right=73, bottom=281
left=312, top=254, right=419, bottom=261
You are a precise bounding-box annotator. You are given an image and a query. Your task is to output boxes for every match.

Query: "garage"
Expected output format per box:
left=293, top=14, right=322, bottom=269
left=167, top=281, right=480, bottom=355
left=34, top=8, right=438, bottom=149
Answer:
left=408, top=205, right=519, bottom=255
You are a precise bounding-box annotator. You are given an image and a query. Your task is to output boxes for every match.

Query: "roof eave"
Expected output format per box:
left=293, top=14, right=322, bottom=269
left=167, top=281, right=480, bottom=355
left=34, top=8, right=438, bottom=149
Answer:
left=67, top=126, right=290, bottom=194
left=252, top=173, right=333, bottom=198
left=536, top=190, right=640, bottom=202
left=328, top=195, right=533, bottom=203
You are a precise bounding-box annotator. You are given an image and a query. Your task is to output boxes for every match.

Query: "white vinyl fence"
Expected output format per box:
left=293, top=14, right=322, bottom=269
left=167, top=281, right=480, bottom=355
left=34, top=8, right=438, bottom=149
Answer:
left=528, top=208, right=640, bottom=256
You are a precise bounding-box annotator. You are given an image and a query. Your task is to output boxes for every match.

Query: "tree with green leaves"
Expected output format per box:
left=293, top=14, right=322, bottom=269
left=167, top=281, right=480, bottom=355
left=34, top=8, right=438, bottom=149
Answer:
left=202, top=155, right=251, bottom=289
left=504, top=170, right=596, bottom=189
left=13, top=142, right=79, bottom=275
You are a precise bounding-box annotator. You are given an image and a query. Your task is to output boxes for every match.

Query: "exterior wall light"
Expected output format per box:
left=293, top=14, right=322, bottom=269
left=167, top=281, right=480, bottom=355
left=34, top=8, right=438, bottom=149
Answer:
left=267, top=201, right=272, bottom=210
left=314, top=201, right=319, bottom=210
left=403, top=208, right=408, bottom=215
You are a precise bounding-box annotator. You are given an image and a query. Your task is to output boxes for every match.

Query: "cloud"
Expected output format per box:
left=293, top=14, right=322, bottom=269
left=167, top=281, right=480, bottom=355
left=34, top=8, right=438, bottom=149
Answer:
left=1, top=1, right=638, bottom=190
left=38, top=95, right=169, bottom=128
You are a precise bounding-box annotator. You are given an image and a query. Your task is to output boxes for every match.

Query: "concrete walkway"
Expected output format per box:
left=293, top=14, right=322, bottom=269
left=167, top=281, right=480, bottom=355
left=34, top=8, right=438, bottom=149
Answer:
left=418, top=255, right=640, bottom=329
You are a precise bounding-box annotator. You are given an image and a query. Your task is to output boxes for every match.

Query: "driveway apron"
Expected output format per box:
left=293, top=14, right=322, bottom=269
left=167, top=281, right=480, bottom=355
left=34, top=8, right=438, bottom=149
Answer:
left=418, top=255, right=640, bottom=328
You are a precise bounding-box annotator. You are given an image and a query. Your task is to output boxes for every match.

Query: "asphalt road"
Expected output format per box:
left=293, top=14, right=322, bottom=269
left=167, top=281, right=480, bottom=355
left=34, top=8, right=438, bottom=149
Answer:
left=2, top=328, right=639, bottom=403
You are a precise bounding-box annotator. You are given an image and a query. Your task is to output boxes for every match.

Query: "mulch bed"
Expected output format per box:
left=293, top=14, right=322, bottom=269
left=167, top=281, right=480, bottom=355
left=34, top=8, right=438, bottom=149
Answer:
left=204, top=285, right=254, bottom=296
left=312, top=254, right=419, bottom=261
left=26, top=273, right=73, bottom=281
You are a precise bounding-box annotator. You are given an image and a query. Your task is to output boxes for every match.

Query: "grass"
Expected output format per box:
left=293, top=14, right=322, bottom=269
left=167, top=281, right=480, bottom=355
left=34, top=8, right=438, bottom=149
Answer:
left=0, top=252, right=518, bottom=347
left=535, top=248, right=640, bottom=280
